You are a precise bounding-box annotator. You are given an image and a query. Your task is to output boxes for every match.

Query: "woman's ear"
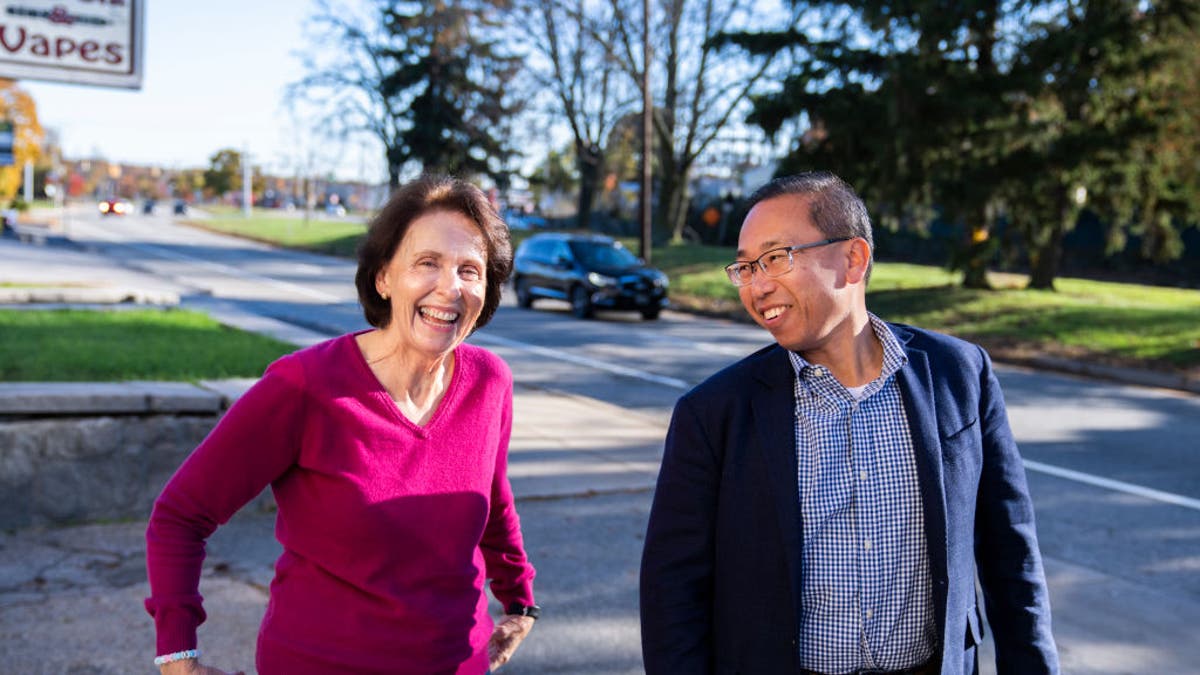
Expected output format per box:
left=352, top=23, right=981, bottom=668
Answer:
left=375, top=271, right=389, bottom=300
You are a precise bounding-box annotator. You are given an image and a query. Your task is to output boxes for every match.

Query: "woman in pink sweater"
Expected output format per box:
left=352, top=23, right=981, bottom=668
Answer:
left=146, top=177, right=538, bottom=674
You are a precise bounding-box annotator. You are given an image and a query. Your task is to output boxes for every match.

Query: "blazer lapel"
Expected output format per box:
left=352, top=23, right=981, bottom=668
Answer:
left=748, top=346, right=804, bottom=625
left=893, top=330, right=950, bottom=607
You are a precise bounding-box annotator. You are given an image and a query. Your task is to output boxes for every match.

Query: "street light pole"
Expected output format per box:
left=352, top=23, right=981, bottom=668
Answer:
left=638, top=0, right=652, bottom=263
left=242, top=144, right=252, bottom=219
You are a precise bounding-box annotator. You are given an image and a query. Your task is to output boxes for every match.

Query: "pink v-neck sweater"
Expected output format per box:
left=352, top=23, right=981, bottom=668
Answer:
left=145, top=334, right=536, bottom=674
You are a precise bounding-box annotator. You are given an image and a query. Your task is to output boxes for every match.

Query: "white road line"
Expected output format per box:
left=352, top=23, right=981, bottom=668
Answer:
left=1024, top=459, right=1200, bottom=511
left=474, top=333, right=690, bottom=390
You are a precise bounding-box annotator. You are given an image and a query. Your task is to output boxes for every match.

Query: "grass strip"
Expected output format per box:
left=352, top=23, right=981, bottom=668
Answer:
left=0, top=308, right=295, bottom=382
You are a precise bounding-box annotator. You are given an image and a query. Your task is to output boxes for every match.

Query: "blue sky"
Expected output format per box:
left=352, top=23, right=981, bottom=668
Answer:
left=20, top=1, right=383, bottom=180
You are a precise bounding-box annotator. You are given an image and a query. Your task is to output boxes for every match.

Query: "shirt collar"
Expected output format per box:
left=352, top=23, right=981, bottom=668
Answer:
left=787, top=313, right=907, bottom=398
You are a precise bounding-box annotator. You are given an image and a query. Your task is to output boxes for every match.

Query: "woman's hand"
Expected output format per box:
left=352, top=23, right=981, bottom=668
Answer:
left=487, top=614, right=535, bottom=671
left=159, top=658, right=244, bottom=675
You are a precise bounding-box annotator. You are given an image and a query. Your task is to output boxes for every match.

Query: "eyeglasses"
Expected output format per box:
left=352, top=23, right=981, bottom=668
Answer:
left=724, top=237, right=853, bottom=287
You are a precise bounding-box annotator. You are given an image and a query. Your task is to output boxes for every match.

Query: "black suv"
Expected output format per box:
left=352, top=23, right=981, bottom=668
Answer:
left=512, top=233, right=669, bottom=320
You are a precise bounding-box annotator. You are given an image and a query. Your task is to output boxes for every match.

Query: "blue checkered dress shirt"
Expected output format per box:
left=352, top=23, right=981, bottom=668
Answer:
left=788, top=314, right=936, bottom=673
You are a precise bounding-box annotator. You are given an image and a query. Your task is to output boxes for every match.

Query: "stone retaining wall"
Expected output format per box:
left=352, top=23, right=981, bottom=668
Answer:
left=0, top=380, right=272, bottom=530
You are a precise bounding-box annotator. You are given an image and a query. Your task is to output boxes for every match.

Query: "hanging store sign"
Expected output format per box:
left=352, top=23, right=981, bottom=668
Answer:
left=0, top=0, right=143, bottom=89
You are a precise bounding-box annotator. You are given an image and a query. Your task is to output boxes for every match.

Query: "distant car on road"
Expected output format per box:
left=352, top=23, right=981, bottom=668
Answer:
left=98, top=199, right=131, bottom=216
left=512, top=232, right=669, bottom=320
left=507, top=213, right=549, bottom=230
left=172, top=199, right=188, bottom=216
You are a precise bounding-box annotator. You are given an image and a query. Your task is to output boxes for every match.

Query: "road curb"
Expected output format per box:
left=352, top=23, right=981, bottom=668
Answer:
left=1003, top=354, right=1200, bottom=395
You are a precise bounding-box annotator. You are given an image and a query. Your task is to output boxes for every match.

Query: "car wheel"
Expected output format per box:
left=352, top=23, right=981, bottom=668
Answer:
left=570, top=285, right=594, bottom=319
left=515, top=277, right=533, bottom=308
left=640, top=307, right=661, bottom=321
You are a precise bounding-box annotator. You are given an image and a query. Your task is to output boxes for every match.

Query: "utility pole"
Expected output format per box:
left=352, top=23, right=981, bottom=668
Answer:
left=22, top=160, right=32, bottom=203
left=638, top=0, right=652, bottom=263
left=242, top=144, right=252, bottom=219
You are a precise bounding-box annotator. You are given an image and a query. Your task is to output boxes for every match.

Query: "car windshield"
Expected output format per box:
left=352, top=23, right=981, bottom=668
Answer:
left=569, top=241, right=640, bottom=268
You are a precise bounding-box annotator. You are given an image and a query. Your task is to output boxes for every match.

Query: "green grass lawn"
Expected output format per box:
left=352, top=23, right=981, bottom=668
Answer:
left=0, top=308, right=296, bottom=382
left=178, top=219, right=1200, bottom=374
left=186, top=210, right=367, bottom=257
left=866, top=269, right=1200, bottom=369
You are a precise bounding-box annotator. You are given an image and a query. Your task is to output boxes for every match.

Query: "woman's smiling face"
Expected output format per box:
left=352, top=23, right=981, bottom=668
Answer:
left=375, top=209, right=487, bottom=359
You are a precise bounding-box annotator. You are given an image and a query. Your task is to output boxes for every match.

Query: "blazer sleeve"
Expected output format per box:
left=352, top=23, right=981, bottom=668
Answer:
left=973, top=347, right=1060, bottom=673
left=640, top=394, right=719, bottom=675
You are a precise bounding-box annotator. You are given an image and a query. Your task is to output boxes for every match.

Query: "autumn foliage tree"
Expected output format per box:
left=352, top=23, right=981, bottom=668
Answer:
left=0, top=79, right=44, bottom=203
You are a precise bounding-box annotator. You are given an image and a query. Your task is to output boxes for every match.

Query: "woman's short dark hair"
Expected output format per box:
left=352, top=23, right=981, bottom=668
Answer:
left=355, top=175, right=513, bottom=331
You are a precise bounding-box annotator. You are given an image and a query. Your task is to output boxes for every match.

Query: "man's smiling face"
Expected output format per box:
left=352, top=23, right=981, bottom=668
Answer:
left=736, top=194, right=855, bottom=355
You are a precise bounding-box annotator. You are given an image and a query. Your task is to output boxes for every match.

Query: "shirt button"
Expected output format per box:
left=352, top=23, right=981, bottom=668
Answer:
left=863, top=539, right=872, bottom=550
left=859, top=471, right=868, bottom=481
left=866, top=608, right=874, bottom=619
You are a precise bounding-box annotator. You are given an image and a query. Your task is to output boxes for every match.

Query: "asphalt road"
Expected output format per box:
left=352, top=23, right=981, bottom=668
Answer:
left=33, top=205, right=1200, bottom=673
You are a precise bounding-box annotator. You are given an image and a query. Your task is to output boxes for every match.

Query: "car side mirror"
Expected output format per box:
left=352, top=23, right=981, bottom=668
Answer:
left=554, top=255, right=572, bottom=269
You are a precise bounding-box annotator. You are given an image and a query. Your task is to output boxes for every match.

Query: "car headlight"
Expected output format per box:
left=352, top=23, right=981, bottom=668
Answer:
left=587, top=272, right=616, bottom=287
left=652, top=272, right=669, bottom=288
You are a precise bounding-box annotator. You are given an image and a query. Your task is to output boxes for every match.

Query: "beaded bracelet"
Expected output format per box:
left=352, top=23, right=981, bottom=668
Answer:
left=153, top=648, right=201, bottom=666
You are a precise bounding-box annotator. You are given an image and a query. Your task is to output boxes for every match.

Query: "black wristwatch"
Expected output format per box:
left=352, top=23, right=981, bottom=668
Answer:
left=506, top=602, right=541, bottom=620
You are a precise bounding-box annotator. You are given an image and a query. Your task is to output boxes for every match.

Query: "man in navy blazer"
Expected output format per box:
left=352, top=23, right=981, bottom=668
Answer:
left=640, top=172, right=1058, bottom=675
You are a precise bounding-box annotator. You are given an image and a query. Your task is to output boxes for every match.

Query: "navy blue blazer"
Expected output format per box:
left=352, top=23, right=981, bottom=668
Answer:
left=640, top=323, right=1058, bottom=674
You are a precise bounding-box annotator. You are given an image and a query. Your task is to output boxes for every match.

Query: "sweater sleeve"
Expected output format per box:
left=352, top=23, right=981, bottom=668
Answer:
left=144, top=354, right=308, bottom=655
left=479, top=382, right=537, bottom=610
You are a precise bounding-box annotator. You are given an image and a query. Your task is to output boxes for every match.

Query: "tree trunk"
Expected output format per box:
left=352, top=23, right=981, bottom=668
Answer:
left=387, top=144, right=404, bottom=192
left=575, top=143, right=603, bottom=231
left=961, top=238, right=992, bottom=289
left=577, top=179, right=596, bottom=231
left=666, top=179, right=689, bottom=242
left=960, top=206, right=993, bottom=290
left=1027, top=221, right=1064, bottom=290
left=656, top=155, right=681, bottom=243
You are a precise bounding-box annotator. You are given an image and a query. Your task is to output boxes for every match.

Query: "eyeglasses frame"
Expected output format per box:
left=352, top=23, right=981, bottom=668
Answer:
left=724, top=236, right=854, bottom=287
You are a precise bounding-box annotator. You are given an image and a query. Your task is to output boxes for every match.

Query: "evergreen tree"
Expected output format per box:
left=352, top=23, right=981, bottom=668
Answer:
left=1055, top=2, right=1200, bottom=270
left=727, top=0, right=1199, bottom=290
left=1000, top=0, right=1197, bottom=289
left=382, top=0, right=523, bottom=183
left=726, top=0, right=1027, bottom=288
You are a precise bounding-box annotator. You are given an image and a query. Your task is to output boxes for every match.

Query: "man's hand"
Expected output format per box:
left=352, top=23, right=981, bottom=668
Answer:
left=487, top=614, right=535, bottom=671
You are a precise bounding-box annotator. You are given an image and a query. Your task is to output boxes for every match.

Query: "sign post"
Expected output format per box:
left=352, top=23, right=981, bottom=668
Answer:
left=0, top=121, right=12, bottom=166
